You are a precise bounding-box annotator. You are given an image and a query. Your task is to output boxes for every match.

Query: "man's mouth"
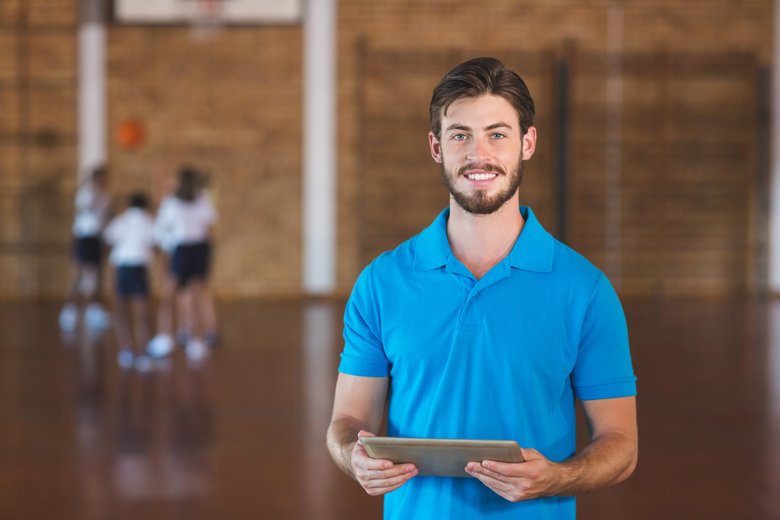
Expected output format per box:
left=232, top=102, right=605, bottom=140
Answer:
left=465, top=172, right=498, bottom=181
left=459, top=163, right=505, bottom=181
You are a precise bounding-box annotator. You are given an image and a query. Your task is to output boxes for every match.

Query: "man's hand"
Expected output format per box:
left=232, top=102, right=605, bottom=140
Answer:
left=465, top=396, right=638, bottom=502
left=352, top=431, right=418, bottom=496
left=465, top=448, right=560, bottom=502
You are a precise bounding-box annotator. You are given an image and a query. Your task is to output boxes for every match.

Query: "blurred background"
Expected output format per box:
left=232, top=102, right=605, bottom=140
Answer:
left=1, top=0, right=772, bottom=299
left=0, top=0, right=778, bottom=519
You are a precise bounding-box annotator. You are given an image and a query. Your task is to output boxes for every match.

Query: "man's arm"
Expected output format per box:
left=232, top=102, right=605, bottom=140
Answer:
left=466, top=396, right=637, bottom=502
left=327, top=373, right=418, bottom=495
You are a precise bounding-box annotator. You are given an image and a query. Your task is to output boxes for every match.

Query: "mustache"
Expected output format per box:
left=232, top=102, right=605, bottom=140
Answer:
left=457, top=163, right=507, bottom=176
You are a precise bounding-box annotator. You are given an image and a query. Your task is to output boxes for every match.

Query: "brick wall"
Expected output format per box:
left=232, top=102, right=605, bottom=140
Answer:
left=0, top=0, right=78, bottom=299
left=108, top=24, right=303, bottom=298
left=0, top=0, right=773, bottom=299
left=337, top=0, right=773, bottom=297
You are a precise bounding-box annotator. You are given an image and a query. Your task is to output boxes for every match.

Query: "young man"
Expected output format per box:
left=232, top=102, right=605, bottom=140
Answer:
left=327, top=57, right=637, bottom=519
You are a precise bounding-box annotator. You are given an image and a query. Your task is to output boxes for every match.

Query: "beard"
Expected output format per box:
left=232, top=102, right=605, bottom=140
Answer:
left=439, top=157, right=525, bottom=215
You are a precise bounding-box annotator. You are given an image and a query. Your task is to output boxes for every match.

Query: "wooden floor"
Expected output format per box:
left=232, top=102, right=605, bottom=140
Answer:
left=0, top=297, right=778, bottom=519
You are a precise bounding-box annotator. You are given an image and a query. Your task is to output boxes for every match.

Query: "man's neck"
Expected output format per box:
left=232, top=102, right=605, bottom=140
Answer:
left=446, top=195, right=524, bottom=280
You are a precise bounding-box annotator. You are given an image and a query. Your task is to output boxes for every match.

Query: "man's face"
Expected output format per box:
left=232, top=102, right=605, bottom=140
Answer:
left=428, top=94, right=536, bottom=215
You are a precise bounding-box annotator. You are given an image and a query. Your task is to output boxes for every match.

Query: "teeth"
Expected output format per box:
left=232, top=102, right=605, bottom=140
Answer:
left=467, top=173, right=497, bottom=181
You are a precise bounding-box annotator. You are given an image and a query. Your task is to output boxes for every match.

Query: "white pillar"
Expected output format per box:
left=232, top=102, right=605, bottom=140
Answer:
left=303, top=0, right=337, bottom=295
left=78, top=0, right=107, bottom=181
left=770, top=0, right=780, bottom=291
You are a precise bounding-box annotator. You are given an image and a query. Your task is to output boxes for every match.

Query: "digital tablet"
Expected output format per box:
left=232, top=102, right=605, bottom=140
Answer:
left=359, top=436, right=524, bottom=477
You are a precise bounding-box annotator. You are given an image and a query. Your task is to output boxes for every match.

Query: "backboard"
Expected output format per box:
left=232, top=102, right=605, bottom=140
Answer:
left=113, top=0, right=302, bottom=25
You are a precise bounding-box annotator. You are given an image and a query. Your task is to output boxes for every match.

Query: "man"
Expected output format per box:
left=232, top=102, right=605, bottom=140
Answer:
left=327, top=57, right=637, bottom=519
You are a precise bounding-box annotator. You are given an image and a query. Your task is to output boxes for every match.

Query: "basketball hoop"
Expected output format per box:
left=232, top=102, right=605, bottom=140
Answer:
left=190, top=0, right=224, bottom=41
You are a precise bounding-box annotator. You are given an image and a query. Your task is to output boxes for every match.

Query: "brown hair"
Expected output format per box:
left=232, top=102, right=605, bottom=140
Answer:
left=176, top=166, right=201, bottom=202
left=429, top=57, right=535, bottom=139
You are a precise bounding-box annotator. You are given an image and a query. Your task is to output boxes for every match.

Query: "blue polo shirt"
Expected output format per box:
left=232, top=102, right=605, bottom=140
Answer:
left=340, top=206, right=636, bottom=520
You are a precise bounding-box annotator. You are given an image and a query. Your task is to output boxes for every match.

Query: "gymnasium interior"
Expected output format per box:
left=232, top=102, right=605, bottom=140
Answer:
left=0, top=0, right=778, bottom=518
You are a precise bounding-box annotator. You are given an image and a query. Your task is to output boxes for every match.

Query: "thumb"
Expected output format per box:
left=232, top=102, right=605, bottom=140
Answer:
left=357, top=430, right=375, bottom=439
left=519, top=447, right=539, bottom=462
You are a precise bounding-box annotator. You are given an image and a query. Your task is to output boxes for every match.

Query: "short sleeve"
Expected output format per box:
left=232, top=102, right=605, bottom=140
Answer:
left=103, top=217, right=120, bottom=245
left=571, top=273, right=637, bottom=400
left=153, top=199, right=176, bottom=250
left=74, top=185, right=92, bottom=212
left=339, top=262, right=391, bottom=377
left=201, top=194, right=217, bottom=225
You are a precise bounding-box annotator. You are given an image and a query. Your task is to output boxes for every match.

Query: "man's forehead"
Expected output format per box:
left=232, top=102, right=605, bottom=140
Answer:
left=441, top=95, right=520, bottom=128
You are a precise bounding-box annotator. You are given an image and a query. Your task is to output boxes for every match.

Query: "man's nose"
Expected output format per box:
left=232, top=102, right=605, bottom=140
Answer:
left=465, top=137, right=489, bottom=164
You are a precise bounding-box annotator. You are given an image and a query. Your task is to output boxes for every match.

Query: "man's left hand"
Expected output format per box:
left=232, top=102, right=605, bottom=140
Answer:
left=465, top=448, right=562, bottom=502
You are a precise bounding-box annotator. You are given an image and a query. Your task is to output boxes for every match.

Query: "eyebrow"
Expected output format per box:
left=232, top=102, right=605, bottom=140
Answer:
left=444, top=122, right=515, bottom=133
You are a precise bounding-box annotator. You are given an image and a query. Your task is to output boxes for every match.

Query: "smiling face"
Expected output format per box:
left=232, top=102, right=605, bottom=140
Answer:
left=429, top=94, right=536, bottom=215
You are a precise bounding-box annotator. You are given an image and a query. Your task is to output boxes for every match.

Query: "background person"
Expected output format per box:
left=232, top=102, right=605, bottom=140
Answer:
left=59, top=165, right=111, bottom=332
left=147, top=172, right=179, bottom=360
left=103, top=192, right=156, bottom=372
left=153, top=166, right=218, bottom=362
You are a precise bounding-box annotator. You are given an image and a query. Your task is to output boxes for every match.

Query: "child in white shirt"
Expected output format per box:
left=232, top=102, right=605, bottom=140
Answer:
left=103, top=192, right=156, bottom=371
left=152, top=167, right=218, bottom=362
left=59, top=165, right=111, bottom=331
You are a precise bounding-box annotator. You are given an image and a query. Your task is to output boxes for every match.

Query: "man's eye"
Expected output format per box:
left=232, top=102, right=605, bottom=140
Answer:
left=491, top=133, right=506, bottom=139
left=451, top=134, right=467, bottom=141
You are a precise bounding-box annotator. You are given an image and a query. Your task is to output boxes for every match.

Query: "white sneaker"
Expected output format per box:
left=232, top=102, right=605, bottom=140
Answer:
left=134, top=354, right=154, bottom=374
left=84, top=303, right=110, bottom=330
left=147, top=333, right=174, bottom=358
left=59, top=304, right=78, bottom=331
left=117, top=349, right=134, bottom=370
left=185, top=337, right=208, bottom=363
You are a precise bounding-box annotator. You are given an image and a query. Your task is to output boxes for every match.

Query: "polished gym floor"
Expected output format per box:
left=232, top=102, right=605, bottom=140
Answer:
left=0, top=297, right=777, bottom=519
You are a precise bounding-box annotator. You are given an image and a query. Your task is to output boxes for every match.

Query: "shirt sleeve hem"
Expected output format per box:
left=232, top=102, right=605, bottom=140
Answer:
left=338, top=358, right=389, bottom=377
left=575, top=378, right=637, bottom=400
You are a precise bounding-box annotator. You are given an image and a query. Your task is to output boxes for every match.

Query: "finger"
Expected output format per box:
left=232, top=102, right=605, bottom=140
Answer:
left=362, top=467, right=417, bottom=490
left=358, top=463, right=417, bottom=480
left=363, top=478, right=408, bottom=496
left=480, top=460, right=520, bottom=477
left=355, top=453, right=395, bottom=471
left=520, top=447, right=541, bottom=461
left=468, top=468, right=512, bottom=497
left=359, top=467, right=417, bottom=496
left=354, top=447, right=412, bottom=473
left=467, top=461, right=511, bottom=483
left=353, top=442, right=394, bottom=470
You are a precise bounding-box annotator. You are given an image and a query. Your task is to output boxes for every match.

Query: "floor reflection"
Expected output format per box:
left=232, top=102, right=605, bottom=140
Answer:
left=766, top=300, right=780, bottom=518
left=62, top=319, right=216, bottom=509
left=302, top=302, right=337, bottom=520
left=9, top=298, right=777, bottom=518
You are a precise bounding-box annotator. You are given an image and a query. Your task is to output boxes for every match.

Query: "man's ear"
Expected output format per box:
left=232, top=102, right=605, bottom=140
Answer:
left=522, top=126, right=537, bottom=160
left=428, top=132, right=443, bottom=164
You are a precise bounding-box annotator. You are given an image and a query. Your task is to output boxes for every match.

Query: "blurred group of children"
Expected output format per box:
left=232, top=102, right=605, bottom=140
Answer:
left=59, top=164, right=218, bottom=371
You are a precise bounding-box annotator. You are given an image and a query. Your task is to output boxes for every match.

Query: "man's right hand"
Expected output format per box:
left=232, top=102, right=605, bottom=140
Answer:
left=352, top=431, right=418, bottom=496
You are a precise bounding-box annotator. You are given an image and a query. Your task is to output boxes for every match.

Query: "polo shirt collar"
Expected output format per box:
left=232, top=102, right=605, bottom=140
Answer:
left=508, top=207, right=554, bottom=273
left=412, top=206, right=554, bottom=273
left=413, top=209, right=452, bottom=271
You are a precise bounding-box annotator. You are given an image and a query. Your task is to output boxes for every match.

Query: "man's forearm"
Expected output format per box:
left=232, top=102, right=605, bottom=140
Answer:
left=326, top=416, right=366, bottom=479
left=553, top=431, right=638, bottom=496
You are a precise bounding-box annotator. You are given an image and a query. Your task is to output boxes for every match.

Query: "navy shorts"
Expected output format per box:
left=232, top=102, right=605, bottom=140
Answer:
left=74, top=236, right=102, bottom=266
left=116, top=265, right=149, bottom=298
left=171, top=241, right=211, bottom=287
